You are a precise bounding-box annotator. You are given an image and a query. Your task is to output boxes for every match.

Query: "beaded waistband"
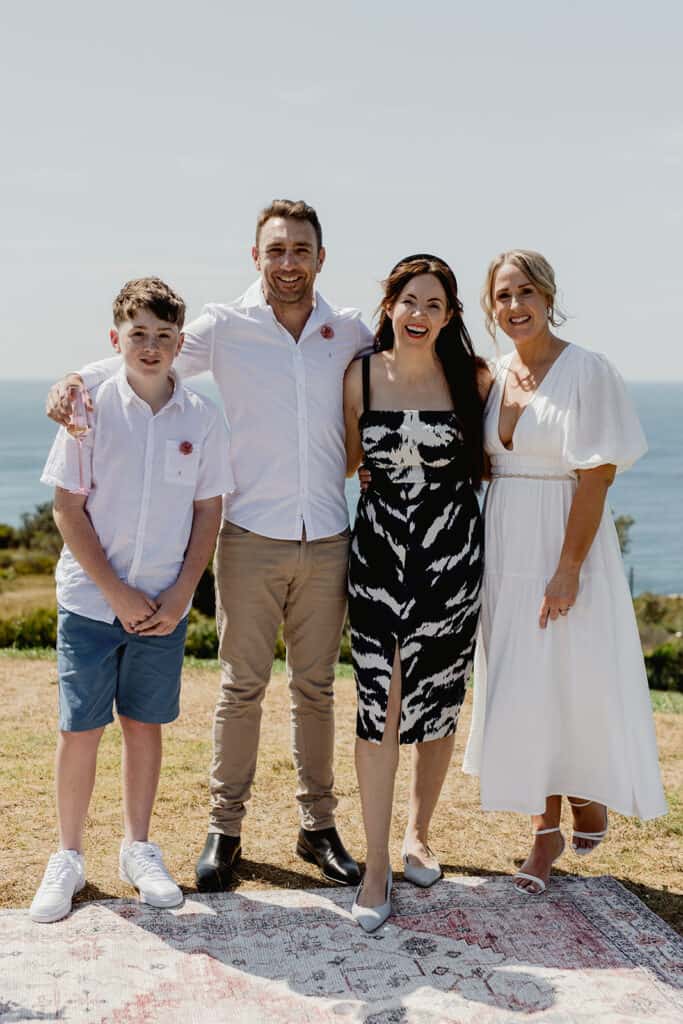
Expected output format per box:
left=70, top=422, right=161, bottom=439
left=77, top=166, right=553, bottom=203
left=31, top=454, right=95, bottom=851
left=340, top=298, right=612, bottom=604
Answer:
left=489, top=453, right=575, bottom=482
left=490, top=471, right=574, bottom=482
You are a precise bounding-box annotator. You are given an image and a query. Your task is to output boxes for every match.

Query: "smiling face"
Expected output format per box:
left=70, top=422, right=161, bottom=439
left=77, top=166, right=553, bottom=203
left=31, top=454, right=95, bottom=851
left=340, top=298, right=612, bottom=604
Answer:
left=252, top=216, right=325, bottom=307
left=388, top=273, right=451, bottom=349
left=492, top=263, right=551, bottom=343
left=110, top=309, right=183, bottom=381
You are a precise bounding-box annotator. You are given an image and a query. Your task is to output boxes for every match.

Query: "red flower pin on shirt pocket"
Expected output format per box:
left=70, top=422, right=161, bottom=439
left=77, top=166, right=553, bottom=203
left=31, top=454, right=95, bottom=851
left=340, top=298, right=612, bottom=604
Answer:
left=320, top=324, right=334, bottom=340
left=179, top=441, right=194, bottom=455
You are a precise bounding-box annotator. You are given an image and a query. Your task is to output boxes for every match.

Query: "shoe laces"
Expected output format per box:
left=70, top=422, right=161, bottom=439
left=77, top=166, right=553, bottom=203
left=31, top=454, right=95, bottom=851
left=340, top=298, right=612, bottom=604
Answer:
left=39, top=851, right=81, bottom=893
left=125, top=842, right=170, bottom=880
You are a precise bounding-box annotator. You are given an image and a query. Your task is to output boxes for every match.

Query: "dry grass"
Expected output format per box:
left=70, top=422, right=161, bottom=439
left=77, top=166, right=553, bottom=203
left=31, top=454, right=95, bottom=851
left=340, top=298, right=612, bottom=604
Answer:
left=1, top=653, right=681, bottom=934
left=0, top=574, right=56, bottom=618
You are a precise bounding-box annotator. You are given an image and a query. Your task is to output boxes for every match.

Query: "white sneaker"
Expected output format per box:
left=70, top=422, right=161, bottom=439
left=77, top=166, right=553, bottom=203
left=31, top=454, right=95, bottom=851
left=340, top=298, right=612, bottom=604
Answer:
left=119, top=841, right=183, bottom=908
left=30, top=849, right=85, bottom=923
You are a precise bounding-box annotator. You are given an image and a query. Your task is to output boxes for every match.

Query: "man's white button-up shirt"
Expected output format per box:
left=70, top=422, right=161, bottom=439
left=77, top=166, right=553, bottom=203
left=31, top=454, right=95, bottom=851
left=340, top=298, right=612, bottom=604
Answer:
left=80, top=281, right=373, bottom=541
left=41, top=367, right=233, bottom=623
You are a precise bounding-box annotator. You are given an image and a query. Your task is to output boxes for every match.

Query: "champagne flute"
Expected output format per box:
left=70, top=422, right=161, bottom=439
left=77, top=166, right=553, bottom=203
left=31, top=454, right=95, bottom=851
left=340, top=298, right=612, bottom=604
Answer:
left=67, top=385, right=91, bottom=495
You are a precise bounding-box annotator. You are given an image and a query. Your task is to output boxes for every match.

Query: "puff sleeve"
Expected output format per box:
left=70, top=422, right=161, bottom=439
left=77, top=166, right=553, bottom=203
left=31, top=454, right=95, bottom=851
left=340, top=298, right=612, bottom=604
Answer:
left=563, top=350, right=647, bottom=474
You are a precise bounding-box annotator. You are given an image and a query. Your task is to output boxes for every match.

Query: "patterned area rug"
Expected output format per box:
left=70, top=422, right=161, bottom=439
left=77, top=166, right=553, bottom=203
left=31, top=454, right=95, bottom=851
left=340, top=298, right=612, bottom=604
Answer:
left=1, top=876, right=681, bottom=1023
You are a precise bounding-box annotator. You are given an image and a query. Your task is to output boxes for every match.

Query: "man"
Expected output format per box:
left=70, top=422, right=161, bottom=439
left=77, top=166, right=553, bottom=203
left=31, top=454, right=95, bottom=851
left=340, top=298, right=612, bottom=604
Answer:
left=48, top=200, right=373, bottom=891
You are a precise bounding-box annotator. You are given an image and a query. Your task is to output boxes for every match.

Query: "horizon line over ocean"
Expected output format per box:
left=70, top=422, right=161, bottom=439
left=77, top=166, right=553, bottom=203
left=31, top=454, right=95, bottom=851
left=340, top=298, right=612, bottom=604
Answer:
left=1, top=379, right=681, bottom=597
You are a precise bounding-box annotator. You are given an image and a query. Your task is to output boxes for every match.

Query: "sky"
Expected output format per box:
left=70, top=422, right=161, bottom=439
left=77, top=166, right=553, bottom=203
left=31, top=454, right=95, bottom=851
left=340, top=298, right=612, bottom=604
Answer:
left=2, top=1, right=682, bottom=380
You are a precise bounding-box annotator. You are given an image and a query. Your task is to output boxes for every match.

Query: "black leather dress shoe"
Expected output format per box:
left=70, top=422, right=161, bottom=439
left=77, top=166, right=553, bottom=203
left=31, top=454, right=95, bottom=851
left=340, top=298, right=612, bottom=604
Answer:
left=195, top=833, right=242, bottom=892
left=296, top=827, right=361, bottom=886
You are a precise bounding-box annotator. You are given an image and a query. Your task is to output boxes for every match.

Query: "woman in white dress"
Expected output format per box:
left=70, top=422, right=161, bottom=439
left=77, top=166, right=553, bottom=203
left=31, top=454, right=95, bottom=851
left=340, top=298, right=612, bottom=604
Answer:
left=463, top=249, right=667, bottom=895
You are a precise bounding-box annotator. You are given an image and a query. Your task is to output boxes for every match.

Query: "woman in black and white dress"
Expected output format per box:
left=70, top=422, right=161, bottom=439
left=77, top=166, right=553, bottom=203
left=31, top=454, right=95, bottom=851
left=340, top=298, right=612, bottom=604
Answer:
left=344, top=254, right=488, bottom=931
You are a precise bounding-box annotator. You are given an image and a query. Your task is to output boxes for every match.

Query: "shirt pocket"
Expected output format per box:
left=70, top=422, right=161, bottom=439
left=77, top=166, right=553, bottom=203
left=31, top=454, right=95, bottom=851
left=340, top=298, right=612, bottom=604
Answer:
left=164, top=439, right=200, bottom=487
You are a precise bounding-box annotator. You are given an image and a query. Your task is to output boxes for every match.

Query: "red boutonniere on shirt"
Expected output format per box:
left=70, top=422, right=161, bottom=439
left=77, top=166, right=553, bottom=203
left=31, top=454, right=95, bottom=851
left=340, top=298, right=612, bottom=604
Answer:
left=320, top=324, right=334, bottom=340
left=179, top=441, right=193, bottom=455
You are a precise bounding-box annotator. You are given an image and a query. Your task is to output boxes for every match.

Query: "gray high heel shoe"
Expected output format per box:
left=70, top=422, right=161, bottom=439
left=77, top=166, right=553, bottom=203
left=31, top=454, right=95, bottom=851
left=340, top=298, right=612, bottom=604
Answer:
left=401, top=840, right=442, bottom=888
left=351, top=867, right=393, bottom=932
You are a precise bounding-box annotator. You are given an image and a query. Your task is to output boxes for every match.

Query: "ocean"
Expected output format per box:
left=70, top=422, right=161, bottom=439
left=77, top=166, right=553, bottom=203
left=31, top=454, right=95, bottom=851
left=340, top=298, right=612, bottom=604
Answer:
left=1, top=379, right=681, bottom=596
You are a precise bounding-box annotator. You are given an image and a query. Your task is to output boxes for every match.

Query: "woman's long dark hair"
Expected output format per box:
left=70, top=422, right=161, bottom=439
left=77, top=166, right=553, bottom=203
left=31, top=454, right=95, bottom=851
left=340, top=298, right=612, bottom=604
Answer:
left=375, top=254, right=485, bottom=488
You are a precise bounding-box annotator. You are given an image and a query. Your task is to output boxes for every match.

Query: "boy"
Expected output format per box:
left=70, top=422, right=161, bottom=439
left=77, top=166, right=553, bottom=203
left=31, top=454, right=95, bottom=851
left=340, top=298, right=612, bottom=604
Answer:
left=30, top=277, right=232, bottom=923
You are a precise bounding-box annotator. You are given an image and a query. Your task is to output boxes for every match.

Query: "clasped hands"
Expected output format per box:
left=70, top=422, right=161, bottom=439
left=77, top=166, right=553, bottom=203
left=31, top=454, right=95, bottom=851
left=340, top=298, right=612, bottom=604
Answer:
left=106, top=580, right=187, bottom=637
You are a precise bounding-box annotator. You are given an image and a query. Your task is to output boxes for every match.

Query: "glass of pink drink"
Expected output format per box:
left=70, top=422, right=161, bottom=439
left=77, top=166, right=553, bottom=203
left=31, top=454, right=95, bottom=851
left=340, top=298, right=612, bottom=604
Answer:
left=67, top=386, right=91, bottom=495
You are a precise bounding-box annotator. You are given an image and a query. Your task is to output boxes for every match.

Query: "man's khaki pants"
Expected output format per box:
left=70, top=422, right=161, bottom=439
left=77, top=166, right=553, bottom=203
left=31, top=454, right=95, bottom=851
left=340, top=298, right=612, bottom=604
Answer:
left=210, top=520, right=349, bottom=836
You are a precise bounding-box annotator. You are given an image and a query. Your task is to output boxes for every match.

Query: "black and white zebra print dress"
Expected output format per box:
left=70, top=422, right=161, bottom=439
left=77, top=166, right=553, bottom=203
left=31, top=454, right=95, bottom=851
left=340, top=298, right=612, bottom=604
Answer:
left=349, top=357, right=483, bottom=745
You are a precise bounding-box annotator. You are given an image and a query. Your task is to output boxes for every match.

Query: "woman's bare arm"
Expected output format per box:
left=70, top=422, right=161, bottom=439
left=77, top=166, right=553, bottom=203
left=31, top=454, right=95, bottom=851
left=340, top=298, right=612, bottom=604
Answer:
left=476, top=361, right=493, bottom=480
left=344, top=360, right=365, bottom=476
left=539, top=464, right=616, bottom=628
left=476, top=360, right=493, bottom=403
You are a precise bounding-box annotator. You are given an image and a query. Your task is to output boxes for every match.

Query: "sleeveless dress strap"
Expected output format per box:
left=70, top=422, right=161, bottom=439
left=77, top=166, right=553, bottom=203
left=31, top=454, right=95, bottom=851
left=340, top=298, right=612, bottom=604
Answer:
left=362, top=355, right=371, bottom=414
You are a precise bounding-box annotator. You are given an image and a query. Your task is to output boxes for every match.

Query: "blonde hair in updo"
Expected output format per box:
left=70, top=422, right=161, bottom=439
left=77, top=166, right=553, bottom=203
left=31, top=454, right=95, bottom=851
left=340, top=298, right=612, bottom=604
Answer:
left=482, top=249, right=567, bottom=340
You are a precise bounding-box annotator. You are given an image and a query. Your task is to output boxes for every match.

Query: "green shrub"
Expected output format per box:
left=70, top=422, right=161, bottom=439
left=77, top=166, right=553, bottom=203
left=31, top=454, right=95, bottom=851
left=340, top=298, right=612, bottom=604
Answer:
left=0, top=524, right=17, bottom=549
left=184, top=612, right=218, bottom=659
left=11, top=552, right=57, bottom=575
left=0, top=608, right=58, bottom=649
left=614, top=513, right=634, bottom=555
left=635, top=594, right=683, bottom=636
left=0, top=549, right=57, bottom=575
left=339, top=620, right=352, bottom=664
left=18, top=502, right=63, bottom=556
left=645, top=639, right=683, bottom=693
left=637, top=620, right=673, bottom=653
left=273, top=624, right=284, bottom=661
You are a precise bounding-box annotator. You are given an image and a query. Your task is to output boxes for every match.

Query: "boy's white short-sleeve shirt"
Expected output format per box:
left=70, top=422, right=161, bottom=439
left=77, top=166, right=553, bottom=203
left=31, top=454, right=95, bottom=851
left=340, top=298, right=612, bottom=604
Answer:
left=41, top=367, right=233, bottom=624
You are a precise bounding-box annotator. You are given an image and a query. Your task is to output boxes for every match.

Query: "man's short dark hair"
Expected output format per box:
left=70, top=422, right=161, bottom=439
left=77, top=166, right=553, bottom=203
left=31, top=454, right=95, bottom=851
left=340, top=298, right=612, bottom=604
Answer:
left=255, top=199, right=323, bottom=251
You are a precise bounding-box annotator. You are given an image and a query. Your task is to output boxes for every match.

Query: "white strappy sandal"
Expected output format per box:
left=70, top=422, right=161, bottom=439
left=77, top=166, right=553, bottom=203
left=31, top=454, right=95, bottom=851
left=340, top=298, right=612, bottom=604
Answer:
left=569, top=799, right=609, bottom=856
left=513, top=826, right=565, bottom=896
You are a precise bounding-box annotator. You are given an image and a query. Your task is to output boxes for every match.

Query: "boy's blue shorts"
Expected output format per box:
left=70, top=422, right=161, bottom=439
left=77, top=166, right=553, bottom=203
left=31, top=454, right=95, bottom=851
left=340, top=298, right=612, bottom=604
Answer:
left=56, top=607, right=188, bottom=732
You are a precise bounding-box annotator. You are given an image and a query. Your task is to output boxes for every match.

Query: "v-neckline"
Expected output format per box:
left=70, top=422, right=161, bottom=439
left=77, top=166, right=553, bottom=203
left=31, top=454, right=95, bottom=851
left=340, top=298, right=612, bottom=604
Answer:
left=496, top=344, right=571, bottom=451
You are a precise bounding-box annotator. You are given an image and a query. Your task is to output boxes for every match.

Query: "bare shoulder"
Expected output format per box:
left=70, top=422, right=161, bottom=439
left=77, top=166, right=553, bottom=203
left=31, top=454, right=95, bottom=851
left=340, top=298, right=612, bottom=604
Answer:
left=343, top=356, right=364, bottom=416
left=344, top=355, right=364, bottom=391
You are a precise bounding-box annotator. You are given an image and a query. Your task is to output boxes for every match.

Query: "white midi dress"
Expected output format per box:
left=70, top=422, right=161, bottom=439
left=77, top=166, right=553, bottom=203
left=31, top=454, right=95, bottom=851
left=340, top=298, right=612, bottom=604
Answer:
left=463, top=343, right=668, bottom=820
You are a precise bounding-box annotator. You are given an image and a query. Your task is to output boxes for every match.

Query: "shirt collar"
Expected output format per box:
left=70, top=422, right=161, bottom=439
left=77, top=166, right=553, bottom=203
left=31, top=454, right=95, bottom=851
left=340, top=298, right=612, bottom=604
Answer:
left=166, top=369, right=185, bottom=410
left=240, top=277, right=325, bottom=317
left=115, top=364, right=184, bottom=411
left=240, top=278, right=268, bottom=309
